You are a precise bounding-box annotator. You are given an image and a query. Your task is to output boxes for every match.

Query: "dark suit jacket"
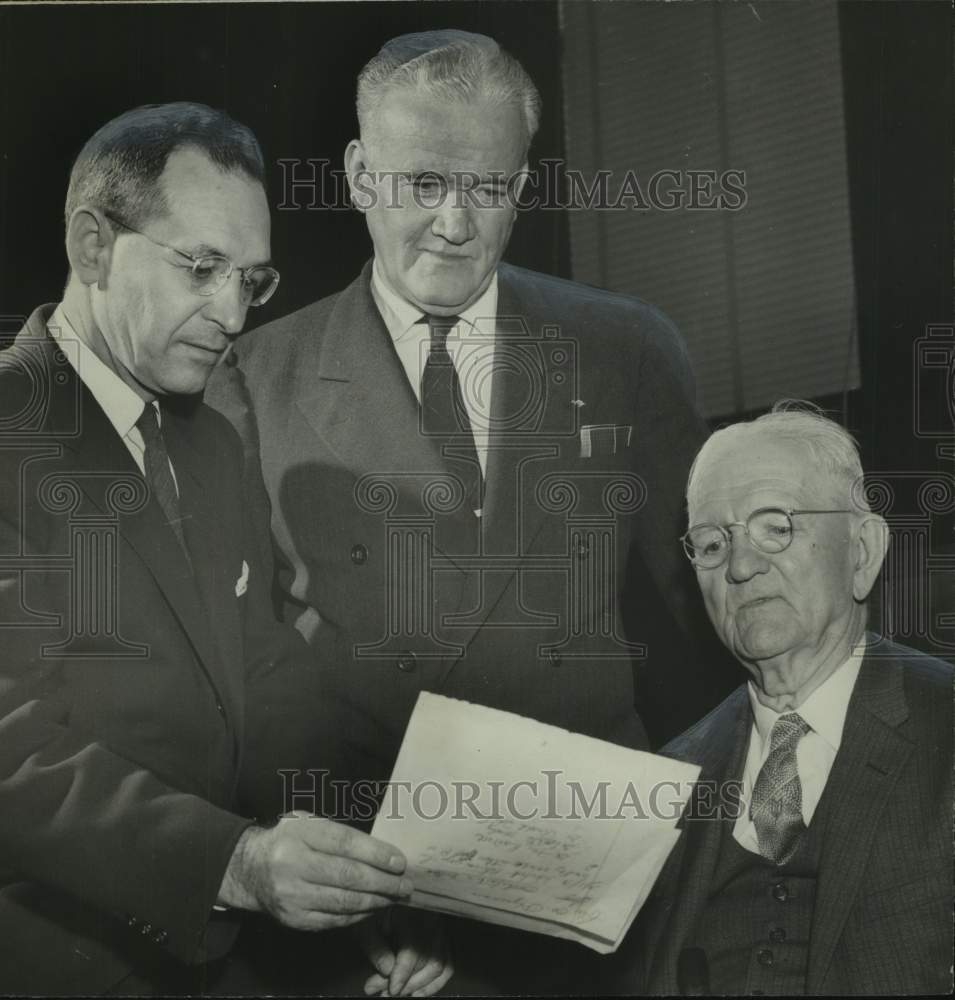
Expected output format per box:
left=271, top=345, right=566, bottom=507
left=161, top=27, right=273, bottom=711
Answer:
left=0, top=307, right=315, bottom=994
left=632, top=638, right=953, bottom=996
left=207, top=262, right=737, bottom=806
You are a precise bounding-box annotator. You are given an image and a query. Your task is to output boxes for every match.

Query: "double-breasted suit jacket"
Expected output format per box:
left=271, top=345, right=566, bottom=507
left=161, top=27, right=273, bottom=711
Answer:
left=207, top=262, right=738, bottom=803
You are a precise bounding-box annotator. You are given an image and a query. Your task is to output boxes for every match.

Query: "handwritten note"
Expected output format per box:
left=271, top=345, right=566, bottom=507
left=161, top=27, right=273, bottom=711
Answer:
left=371, top=693, right=699, bottom=952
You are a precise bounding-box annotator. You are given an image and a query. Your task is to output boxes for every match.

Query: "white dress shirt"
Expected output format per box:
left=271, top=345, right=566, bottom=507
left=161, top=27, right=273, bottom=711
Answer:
left=733, top=641, right=865, bottom=854
left=47, top=306, right=176, bottom=491
left=370, top=258, right=498, bottom=480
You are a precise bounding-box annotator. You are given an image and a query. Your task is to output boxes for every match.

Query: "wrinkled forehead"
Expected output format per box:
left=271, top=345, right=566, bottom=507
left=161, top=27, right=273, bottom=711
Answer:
left=154, top=148, right=271, bottom=259
left=688, top=430, right=830, bottom=518
left=364, top=85, right=527, bottom=169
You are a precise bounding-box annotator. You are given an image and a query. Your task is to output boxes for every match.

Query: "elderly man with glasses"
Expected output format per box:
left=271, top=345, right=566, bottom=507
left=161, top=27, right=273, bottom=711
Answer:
left=0, top=103, right=452, bottom=996
left=620, top=402, right=952, bottom=996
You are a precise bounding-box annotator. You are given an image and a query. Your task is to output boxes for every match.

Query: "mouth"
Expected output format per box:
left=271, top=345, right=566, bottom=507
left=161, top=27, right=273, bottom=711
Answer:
left=419, top=248, right=472, bottom=261
left=736, top=596, right=780, bottom=612
left=182, top=342, right=228, bottom=360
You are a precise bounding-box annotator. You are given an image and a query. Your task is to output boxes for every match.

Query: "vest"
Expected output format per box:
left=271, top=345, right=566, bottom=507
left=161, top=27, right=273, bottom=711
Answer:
left=688, top=782, right=836, bottom=995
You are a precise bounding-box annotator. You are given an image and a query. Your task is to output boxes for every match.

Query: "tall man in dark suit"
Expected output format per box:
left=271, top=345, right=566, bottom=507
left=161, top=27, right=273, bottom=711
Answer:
left=206, top=29, right=735, bottom=994
left=208, top=28, right=734, bottom=796
left=0, top=103, right=452, bottom=996
left=631, top=404, right=952, bottom=995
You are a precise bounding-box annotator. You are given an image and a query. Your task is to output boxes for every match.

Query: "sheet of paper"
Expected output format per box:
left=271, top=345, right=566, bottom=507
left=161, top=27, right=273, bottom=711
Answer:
left=371, top=692, right=700, bottom=952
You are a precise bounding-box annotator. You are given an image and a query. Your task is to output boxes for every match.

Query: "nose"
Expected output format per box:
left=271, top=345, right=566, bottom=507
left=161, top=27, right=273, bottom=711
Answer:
left=431, top=192, right=472, bottom=245
left=724, top=526, right=770, bottom=584
left=201, top=270, right=248, bottom=337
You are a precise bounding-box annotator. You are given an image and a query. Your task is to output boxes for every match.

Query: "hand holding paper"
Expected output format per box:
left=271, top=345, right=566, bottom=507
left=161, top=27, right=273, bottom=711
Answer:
left=372, top=693, right=699, bottom=953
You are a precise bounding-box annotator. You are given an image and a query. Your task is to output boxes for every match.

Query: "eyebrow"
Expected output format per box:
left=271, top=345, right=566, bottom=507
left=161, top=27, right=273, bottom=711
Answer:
left=184, top=241, right=227, bottom=258
left=397, top=171, right=447, bottom=183
left=177, top=242, right=273, bottom=267
left=397, top=170, right=508, bottom=187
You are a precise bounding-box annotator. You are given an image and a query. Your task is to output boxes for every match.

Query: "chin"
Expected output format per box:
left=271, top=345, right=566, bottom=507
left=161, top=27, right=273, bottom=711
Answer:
left=410, top=266, right=486, bottom=308
left=732, top=623, right=797, bottom=665
left=159, top=372, right=211, bottom=397
left=418, top=278, right=474, bottom=305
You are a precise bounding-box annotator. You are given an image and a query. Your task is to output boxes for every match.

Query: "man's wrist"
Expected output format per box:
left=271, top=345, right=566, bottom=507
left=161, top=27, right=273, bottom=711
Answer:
left=217, top=825, right=265, bottom=912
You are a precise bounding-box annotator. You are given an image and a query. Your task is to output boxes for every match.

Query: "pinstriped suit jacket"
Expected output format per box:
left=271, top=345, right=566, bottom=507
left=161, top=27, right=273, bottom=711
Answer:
left=633, top=638, right=953, bottom=995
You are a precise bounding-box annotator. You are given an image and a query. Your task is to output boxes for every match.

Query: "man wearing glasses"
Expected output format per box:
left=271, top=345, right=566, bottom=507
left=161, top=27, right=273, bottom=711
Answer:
left=626, top=402, right=952, bottom=995
left=0, top=103, right=450, bottom=996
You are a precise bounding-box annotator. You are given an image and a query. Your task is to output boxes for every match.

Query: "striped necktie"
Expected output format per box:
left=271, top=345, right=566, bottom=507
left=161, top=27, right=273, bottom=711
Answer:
left=420, top=314, right=482, bottom=513
left=136, top=403, right=187, bottom=552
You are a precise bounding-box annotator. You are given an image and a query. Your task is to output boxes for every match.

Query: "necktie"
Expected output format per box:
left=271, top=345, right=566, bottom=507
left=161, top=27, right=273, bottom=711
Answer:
left=136, top=404, right=187, bottom=551
left=749, top=712, right=811, bottom=864
left=420, top=314, right=482, bottom=513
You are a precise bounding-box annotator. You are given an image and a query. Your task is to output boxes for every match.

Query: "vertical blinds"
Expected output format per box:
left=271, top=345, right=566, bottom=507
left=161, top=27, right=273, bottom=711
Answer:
left=560, top=2, right=859, bottom=418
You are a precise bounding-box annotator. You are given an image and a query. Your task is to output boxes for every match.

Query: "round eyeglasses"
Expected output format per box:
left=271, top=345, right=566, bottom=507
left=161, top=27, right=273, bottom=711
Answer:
left=105, top=214, right=280, bottom=307
left=681, top=507, right=852, bottom=569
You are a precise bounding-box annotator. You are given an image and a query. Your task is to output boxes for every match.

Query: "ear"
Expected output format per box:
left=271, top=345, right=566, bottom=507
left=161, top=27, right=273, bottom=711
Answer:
left=509, top=161, right=531, bottom=204
left=66, top=207, right=114, bottom=289
left=344, top=139, right=375, bottom=212
left=852, top=513, right=890, bottom=601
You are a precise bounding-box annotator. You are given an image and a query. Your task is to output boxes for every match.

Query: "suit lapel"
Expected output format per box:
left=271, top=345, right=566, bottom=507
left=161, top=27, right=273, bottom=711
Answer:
left=161, top=401, right=243, bottom=729
left=18, top=321, right=232, bottom=713
left=647, top=689, right=752, bottom=992
left=483, top=267, right=562, bottom=556
left=444, top=268, right=572, bottom=648
left=644, top=650, right=915, bottom=992
left=807, top=652, right=913, bottom=989
left=296, top=264, right=449, bottom=481
left=293, top=265, right=478, bottom=552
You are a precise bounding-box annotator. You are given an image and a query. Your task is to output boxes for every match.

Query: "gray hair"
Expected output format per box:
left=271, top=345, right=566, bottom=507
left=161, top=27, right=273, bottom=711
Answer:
left=687, top=400, right=871, bottom=513
left=65, top=102, right=265, bottom=231
left=356, top=30, right=541, bottom=155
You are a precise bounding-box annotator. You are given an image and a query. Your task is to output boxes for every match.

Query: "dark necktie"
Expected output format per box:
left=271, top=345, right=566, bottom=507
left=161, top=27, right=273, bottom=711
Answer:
left=420, top=314, right=482, bottom=513
left=749, top=712, right=812, bottom=864
left=136, top=403, right=187, bottom=551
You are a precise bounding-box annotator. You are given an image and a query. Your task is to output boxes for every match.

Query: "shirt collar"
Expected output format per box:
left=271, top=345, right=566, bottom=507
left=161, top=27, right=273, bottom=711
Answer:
left=371, top=257, right=498, bottom=344
left=747, top=639, right=866, bottom=753
left=48, top=305, right=150, bottom=439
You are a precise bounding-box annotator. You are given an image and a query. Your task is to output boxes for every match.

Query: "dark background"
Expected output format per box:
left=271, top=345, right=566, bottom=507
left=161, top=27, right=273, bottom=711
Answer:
left=1, top=2, right=950, bottom=462
left=0, top=2, right=569, bottom=321
left=0, top=1, right=951, bottom=651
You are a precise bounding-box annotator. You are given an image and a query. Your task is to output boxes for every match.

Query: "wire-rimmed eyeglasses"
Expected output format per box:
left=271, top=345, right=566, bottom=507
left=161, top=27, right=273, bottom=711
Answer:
left=681, top=507, right=853, bottom=569
left=105, top=213, right=280, bottom=307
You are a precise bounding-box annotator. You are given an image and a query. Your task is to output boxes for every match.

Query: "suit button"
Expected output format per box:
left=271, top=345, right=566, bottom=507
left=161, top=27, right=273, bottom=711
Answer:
left=396, top=652, right=417, bottom=673
left=216, top=702, right=225, bottom=716
left=153, top=929, right=169, bottom=946
left=756, top=949, right=774, bottom=967
left=771, top=882, right=789, bottom=902
left=140, top=922, right=153, bottom=936
left=127, top=915, right=139, bottom=928
left=769, top=927, right=786, bottom=943
left=547, top=650, right=562, bottom=667
left=351, top=544, right=368, bottom=565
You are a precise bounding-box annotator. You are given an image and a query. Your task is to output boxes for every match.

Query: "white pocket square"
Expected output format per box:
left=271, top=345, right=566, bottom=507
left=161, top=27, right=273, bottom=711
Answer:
left=235, top=560, right=249, bottom=597
left=580, top=423, right=633, bottom=458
